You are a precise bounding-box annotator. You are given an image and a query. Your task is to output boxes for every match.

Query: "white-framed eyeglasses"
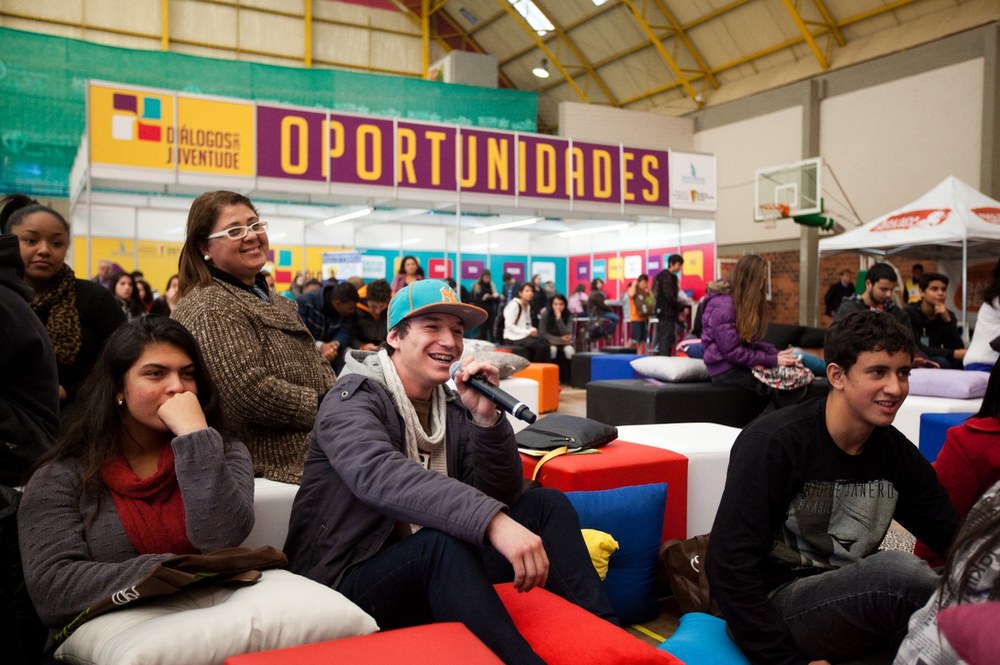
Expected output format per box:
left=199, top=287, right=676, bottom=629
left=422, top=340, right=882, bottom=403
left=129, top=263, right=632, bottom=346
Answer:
left=206, top=220, right=269, bottom=241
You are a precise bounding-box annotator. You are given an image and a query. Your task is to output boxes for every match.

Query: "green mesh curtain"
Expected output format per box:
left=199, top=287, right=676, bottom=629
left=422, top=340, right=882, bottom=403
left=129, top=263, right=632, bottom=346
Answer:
left=0, top=27, right=537, bottom=197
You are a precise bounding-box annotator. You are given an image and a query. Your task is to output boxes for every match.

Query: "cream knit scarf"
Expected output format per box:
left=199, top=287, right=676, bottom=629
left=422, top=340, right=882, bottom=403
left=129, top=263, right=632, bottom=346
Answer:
left=376, top=349, right=448, bottom=476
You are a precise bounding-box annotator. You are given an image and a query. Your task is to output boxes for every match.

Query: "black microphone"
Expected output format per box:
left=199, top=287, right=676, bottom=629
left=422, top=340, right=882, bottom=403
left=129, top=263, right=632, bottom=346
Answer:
left=449, top=361, right=537, bottom=424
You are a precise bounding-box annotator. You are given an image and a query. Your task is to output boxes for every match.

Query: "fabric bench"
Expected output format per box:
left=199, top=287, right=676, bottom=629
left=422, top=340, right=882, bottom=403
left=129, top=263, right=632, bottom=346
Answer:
left=586, top=378, right=830, bottom=428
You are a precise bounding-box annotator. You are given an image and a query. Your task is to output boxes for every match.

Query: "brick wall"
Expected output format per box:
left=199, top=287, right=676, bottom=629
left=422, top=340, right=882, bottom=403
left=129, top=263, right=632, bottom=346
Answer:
left=718, top=250, right=937, bottom=327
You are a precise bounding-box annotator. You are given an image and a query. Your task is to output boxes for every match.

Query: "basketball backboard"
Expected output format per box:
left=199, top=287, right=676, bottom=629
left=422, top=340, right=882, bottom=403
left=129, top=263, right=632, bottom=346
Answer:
left=754, top=157, right=822, bottom=221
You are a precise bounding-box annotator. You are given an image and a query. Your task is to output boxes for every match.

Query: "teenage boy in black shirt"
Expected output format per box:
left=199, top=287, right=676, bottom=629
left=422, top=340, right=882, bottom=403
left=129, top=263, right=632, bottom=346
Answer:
left=707, top=310, right=960, bottom=665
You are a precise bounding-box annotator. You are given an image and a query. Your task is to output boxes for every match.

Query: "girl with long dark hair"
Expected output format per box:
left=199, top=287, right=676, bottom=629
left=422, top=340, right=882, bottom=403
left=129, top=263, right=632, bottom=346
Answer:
left=701, top=254, right=800, bottom=408
left=538, top=293, right=575, bottom=383
left=17, top=317, right=254, bottom=631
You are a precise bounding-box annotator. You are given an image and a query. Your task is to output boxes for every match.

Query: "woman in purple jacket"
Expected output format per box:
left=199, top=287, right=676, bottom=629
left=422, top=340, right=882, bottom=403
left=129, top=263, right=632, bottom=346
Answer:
left=701, top=254, right=800, bottom=411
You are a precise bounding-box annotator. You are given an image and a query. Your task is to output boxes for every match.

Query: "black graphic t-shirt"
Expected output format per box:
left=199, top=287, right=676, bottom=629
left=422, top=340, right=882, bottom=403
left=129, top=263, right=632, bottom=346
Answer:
left=706, top=397, right=960, bottom=665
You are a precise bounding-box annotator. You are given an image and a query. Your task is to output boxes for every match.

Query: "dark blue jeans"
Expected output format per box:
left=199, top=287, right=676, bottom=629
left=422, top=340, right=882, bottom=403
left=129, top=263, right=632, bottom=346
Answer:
left=767, top=550, right=939, bottom=662
left=338, top=488, right=617, bottom=665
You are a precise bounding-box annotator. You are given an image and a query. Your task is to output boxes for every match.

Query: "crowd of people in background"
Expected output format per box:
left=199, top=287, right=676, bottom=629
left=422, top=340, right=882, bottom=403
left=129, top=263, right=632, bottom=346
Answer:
left=2, top=188, right=999, bottom=664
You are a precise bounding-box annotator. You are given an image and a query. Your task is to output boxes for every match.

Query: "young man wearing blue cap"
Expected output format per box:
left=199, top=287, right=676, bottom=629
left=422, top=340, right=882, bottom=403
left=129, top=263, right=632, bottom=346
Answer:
left=284, top=279, right=616, bottom=663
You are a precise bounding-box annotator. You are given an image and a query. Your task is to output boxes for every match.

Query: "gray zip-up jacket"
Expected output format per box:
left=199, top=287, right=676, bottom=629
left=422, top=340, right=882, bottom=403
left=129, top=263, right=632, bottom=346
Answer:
left=284, top=351, right=523, bottom=589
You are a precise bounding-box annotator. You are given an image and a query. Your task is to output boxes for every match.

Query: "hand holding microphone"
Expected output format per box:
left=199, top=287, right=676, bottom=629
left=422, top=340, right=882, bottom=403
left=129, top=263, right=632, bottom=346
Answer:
left=449, top=360, right=537, bottom=424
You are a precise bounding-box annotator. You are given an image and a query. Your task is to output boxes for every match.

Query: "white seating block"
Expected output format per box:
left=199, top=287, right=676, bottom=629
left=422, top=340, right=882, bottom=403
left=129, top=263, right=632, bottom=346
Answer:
left=615, top=423, right=741, bottom=537
left=892, top=394, right=982, bottom=445
left=242, top=478, right=299, bottom=549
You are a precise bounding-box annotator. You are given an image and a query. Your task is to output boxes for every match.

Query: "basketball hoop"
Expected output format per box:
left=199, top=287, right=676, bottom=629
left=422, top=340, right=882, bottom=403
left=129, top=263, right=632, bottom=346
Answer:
left=757, top=203, right=790, bottom=222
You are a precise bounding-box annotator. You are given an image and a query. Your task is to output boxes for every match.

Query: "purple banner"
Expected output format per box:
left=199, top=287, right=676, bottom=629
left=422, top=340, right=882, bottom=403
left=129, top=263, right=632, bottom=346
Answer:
left=571, top=141, right=621, bottom=204
left=460, top=129, right=516, bottom=195
left=328, top=113, right=395, bottom=187
left=257, top=106, right=326, bottom=181
left=623, top=148, right=669, bottom=207
left=518, top=135, right=568, bottom=200
left=396, top=121, right=457, bottom=191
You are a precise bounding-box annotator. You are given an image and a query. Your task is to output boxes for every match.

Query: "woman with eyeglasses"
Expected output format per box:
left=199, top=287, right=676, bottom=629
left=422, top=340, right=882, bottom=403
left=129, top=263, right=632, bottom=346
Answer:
left=172, top=191, right=334, bottom=484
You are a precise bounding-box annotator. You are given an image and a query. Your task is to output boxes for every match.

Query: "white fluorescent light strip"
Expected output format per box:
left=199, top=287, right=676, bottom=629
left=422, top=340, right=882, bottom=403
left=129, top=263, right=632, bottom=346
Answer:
left=473, top=217, right=539, bottom=234
left=323, top=206, right=373, bottom=226
left=557, top=223, right=631, bottom=238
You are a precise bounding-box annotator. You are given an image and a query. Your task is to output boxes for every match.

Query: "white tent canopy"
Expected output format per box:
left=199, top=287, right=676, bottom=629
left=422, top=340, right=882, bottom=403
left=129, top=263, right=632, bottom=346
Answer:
left=819, top=176, right=1000, bottom=340
left=818, top=176, right=1000, bottom=255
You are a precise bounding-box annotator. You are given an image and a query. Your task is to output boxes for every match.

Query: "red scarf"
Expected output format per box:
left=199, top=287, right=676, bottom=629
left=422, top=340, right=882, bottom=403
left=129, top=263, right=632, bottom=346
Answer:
left=100, top=445, right=198, bottom=555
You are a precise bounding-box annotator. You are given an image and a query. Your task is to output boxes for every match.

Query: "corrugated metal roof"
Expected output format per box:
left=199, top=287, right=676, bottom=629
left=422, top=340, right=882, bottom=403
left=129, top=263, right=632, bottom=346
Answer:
left=395, top=0, right=997, bottom=130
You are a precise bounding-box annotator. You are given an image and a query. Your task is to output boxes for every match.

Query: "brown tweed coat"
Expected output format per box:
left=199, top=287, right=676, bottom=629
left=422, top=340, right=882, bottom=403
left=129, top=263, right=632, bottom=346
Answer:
left=172, top=279, right=334, bottom=483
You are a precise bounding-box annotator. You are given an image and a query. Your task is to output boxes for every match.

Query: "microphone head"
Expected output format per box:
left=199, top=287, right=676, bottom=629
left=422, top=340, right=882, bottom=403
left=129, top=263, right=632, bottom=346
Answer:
left=449, top=360, right=464, bottom=380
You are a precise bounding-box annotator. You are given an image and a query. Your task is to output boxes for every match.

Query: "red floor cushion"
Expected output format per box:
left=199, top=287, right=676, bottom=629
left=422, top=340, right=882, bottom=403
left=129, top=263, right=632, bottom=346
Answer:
left=223, top=622, right=502, bottom=664
left=495, top=583, right=682, bottom=665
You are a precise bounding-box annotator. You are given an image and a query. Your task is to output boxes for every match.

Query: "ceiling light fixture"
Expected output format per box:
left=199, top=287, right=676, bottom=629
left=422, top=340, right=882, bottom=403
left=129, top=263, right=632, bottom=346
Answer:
left=323, top=206, right=373, bottom=226
left=557, top=222, right=632, bottom=238
left=473, top=217, right=540, bottom=234
left=532, top=59, right=550, bottom=79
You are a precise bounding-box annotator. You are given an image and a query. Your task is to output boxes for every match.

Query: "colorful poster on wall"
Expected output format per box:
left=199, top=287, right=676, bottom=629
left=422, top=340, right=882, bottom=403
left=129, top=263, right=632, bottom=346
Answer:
left=428, top=258, right=453, bottom=279
left=531, top=261, right=556, bottom=284
left=322, top=251, right=363, bottom=282
left=503, top=262, right=525, bottom=282
left=568, top=243, right=715, bottom=301
left=174, top=95, right=255, bottom=176
left=462, top=260, right=486, bottom=280
left=89, top=83, right=175, bottom=170
left=362, top=254, right=387, bottom=280
left=669, top=151, right=717, bottom=212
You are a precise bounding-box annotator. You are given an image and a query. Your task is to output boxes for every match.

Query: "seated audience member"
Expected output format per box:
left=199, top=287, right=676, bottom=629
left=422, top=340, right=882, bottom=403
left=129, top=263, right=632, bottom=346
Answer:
left=895, top=479, right=1000, bottom=664
left=823, top=269, right=855, bottom=317
left=172, top=191, right=333, bottom=484
left=538, top=293, right=575, bottom=384
left=284, top=280, right=616, bottom=664
left=502, top=281, right=543, bottom=359
left=701, top=255, right=804, bottom=412
left=17, top=317, right=254, bottom=634
left=567, top=282, right=588, bottom=317
left=112, top=271, right=145, bottom=321
left=298, top=281, right=359, bottom=374
left=150, top=274, right=181, bottom=317
left=352, top=279, right=392, bottom=351
left=1, top=194, right=126, bottom=414
left=835, top=262, right=909, bottom=324
left=0, top=233, right=59, bottom=486
left=914, top=358, right=1000, bottom=566
left=707, top=311, right=960, bottom=665
left=904, top=272, right=966, bottom=370
left=964, top=258, right=1000, bottom=371
left=587, top=278, right=620, bottom=340
left=135, top=278, right=155, bottom=313
left=528, top=274, right=548, bottom=327
left=905, top=263, right=925, bottom=305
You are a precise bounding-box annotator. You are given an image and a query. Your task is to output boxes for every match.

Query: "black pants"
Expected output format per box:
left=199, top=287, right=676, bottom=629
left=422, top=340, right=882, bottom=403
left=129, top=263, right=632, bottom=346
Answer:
left=338, top=488, right=617, bottom=664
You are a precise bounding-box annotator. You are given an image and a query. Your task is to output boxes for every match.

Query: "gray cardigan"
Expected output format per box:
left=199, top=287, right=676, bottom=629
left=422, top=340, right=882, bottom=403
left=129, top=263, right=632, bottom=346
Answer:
left=17, top=428, right=254, bottom=628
